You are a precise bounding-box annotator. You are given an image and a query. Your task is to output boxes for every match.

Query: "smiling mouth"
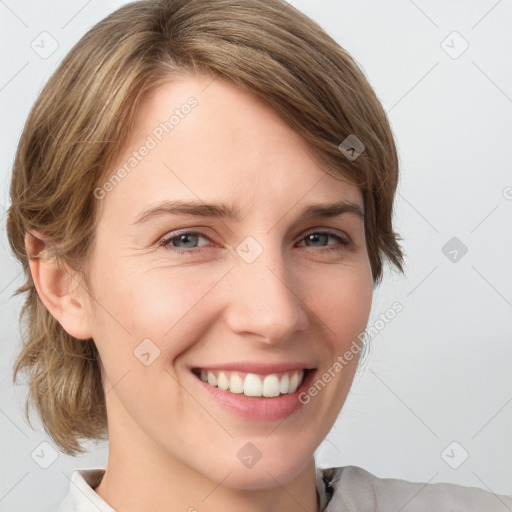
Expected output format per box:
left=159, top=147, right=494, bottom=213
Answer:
left=192, top=368, right=314, bottom=398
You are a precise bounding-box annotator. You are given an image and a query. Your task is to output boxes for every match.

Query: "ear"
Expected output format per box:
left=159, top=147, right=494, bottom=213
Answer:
left=24, top=230, right=93, bottom=340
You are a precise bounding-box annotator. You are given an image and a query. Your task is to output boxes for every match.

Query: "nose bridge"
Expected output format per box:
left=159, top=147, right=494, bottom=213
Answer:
left=226, top=234, right=309, bottom=343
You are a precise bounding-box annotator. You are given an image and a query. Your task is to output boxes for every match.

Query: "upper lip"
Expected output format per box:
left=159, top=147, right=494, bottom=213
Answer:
left=191, top=362, right=316, bottom=374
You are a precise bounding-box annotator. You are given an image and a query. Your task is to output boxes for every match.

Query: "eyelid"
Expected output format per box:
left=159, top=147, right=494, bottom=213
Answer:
left=302, top=227, right=350, bottom=244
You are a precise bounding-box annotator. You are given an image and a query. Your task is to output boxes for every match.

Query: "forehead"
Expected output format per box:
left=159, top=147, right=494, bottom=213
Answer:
left=96, top=72, right=362, bottom=225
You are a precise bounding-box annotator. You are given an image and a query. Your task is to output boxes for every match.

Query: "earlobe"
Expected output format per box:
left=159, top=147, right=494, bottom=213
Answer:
left=24, top=230, right=93, bottom=340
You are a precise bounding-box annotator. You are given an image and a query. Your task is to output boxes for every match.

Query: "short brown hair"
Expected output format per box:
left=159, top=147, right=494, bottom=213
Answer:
left=6, top=0, right=404, bottom=455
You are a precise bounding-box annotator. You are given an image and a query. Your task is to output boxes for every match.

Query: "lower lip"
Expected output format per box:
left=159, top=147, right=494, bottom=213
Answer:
left=193, top=370, right=317, bottom=421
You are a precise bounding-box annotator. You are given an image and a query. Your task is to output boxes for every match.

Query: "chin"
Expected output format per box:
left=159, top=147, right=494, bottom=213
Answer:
left=193, top=439, right=317, bottom=491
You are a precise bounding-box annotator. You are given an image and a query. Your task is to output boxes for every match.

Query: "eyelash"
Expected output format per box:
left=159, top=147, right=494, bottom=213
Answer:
left=158, top=229, right=350, bottom=255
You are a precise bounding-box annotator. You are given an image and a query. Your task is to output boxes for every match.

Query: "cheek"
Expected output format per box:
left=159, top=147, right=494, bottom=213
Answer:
left=307, top=263, right=373, bottom=347
left=87, top=261, right=228, bottom=374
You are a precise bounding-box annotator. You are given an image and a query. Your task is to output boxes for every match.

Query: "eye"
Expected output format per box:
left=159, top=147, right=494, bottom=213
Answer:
left=297, top=230, right=350, bottom=253
left=159, top=229, right=350, bottom=255
left=159, top=231, right=212, bottom=254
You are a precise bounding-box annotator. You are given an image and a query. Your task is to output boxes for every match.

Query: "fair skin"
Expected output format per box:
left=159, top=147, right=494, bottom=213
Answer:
left=26, top=72, right=373, bottom=512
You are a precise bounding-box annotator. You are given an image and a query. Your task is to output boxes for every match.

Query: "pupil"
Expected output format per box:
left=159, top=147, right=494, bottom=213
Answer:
left=179, top=234, right=194, bottom=247
left=309, top=233, right=324, bottom=246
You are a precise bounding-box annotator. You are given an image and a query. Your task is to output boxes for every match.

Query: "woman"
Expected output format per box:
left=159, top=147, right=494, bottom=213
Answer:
left=6, top=0, right=510, bottom=510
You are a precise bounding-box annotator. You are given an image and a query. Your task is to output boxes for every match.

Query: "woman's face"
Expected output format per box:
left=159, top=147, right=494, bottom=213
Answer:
left=84, top=72, right=373, bottom=488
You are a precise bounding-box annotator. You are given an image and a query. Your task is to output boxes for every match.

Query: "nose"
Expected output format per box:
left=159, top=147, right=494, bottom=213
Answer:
left=224, top=241, right=310, bottom=345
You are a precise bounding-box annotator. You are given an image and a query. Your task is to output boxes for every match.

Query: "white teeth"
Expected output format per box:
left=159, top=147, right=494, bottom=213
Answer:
left=207, top=371, right=217, bottom=386
left=199, top=369, right=306, bottom=397
left=262, top=374, right=281, bottom=397
left=289, top=372, right=300, bottom=393
left=229, top=374, right=244, bottom=393
left=217, top=371, right=229, bottom=390
left=279, top=373, right=289, bottom=394
left=243, top=373, right=263, bottom=397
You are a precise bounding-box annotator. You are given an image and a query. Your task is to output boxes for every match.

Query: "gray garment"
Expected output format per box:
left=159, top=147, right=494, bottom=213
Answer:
left=316, top=466, right=512, bottom=511
left=56, top=466, right=512, bottom=511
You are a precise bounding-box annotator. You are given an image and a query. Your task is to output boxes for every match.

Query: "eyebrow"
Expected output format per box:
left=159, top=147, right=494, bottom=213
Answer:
left=132, top=199, right=364, bottom=225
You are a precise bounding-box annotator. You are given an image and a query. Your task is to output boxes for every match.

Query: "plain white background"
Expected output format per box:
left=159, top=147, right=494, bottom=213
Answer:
left=0, top=1, right=511, bottom=510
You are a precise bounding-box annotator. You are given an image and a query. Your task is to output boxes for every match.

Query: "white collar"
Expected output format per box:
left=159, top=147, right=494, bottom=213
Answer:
left=56, top=469, right=113, bottom=512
